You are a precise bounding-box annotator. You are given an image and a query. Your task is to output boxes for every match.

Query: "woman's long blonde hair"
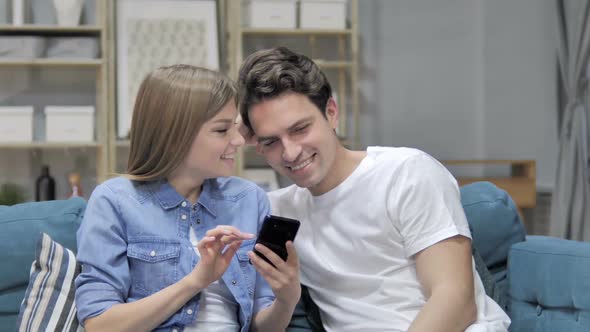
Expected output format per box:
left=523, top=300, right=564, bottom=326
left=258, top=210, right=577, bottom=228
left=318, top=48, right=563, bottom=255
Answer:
left=127, top=65, right=236, bottom=181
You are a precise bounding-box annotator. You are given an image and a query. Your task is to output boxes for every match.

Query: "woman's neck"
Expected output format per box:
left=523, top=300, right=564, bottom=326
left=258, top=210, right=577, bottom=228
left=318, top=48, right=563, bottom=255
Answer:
left=168, top=175, right=204, bottom=205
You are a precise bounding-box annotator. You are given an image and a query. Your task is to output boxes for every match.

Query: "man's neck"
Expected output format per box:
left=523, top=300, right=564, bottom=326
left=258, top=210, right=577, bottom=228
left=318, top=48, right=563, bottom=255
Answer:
left=309, top=147, right=367, bottom=196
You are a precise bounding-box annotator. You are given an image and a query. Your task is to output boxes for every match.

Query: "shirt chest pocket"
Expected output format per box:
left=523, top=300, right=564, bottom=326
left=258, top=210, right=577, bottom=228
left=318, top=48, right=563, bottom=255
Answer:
left=127, top=239, right=181, bottom=295
left=236, top=239, right=256, bottom=294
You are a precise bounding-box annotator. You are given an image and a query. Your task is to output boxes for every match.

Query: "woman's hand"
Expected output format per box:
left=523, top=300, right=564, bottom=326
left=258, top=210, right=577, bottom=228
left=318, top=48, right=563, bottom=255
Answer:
left=188, top=226, right=254, bottom=289
left=248, top=241, right=301, bottom=307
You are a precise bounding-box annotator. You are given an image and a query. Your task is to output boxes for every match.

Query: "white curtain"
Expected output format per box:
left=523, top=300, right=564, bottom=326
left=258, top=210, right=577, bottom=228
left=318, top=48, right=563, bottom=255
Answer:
left=550, top=0, right=590, bottom=240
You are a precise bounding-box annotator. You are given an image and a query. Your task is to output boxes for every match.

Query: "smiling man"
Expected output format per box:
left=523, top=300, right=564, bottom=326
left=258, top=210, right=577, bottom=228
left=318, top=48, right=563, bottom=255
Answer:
left=237, top=46, right=510, bottom=332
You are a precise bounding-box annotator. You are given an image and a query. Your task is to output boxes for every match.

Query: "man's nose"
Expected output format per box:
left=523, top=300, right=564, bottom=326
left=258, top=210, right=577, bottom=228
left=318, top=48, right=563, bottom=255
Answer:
left=282, top=139, right=301, bottom=162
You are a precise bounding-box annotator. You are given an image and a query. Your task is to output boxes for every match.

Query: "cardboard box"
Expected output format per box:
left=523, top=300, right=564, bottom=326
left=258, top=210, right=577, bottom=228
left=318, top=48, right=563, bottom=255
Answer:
left=0, top=106, right=34, bottom=142
left=45, top=106, right=95, bottom=142
left=243, top=0, right=297, bottom=29
left=300, top=0, right=347, bottom=29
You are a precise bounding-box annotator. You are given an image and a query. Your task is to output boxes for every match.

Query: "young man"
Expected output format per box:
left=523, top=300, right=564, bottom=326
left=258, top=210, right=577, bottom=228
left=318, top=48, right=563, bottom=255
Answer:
left=237, top=46, right=510, bottom=332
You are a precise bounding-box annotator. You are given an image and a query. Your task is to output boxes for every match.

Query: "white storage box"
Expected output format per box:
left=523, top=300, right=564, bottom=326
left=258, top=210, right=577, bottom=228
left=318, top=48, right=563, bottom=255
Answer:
left=0, top=106, right=34, bottom=142
left=44, top=106, right=95, bottom=142
left=0, top=36, right=46, bottom=59
left=243, top=0, right=297, bottom=29
left=300, top=0, right=347, bottom=29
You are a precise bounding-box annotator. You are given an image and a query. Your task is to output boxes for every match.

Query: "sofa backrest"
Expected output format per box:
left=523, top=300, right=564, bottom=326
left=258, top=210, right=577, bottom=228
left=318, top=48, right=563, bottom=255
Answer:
left=460, top=181, right=526, bottom=312
left=0, top=198, right=86, bottom=332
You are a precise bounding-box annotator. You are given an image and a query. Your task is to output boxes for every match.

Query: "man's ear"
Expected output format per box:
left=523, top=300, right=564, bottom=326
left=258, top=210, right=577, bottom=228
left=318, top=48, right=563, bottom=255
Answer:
left=325, top=97, right=339, bottom=130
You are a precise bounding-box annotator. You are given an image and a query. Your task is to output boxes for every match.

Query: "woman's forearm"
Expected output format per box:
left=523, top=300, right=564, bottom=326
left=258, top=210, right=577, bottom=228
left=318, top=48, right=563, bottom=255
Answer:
left=84, top=275, right=203, bottom=332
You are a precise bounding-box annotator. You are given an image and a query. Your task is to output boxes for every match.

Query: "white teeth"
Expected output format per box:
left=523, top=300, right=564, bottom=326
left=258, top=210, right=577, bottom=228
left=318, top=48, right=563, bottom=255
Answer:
left=291, top=158, right=312, bottom=171
left=221, top=154, right=234, bottom=160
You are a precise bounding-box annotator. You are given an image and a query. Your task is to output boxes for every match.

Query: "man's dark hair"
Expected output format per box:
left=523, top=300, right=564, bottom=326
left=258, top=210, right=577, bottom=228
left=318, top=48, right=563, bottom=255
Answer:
left=237, top=46, right=333, bottom=130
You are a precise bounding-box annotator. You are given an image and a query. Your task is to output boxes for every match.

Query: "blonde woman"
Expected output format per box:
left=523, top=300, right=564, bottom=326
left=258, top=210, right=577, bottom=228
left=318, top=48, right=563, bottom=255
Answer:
left=75, top=65, right=301, bottom=332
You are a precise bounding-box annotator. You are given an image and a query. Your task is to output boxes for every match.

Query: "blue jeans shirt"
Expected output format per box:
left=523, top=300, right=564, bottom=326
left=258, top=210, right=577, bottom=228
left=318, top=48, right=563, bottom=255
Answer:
left=75, top=177, right=273, bottom=332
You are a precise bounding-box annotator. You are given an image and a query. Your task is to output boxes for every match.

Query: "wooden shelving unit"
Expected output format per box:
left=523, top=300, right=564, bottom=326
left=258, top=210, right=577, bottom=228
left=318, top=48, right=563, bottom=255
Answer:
left=0, top=1, right=111, bottom=196
left=0, top=59, right=103, bottom=66
left=442, top=160, right=537, bottom=215
left=0, top=142, right=101, bottom=149
left=225, top=0, right=360, bottom=175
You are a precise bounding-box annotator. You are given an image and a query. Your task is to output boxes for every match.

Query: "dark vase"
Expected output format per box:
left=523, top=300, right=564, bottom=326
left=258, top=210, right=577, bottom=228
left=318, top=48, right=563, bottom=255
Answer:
left=35, top=165, right=56, bottom=201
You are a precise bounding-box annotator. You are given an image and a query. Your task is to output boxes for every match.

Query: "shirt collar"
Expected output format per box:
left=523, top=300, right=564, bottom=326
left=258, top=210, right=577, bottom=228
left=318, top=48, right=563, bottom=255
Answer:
left=150, top=179, right=217, bottom=217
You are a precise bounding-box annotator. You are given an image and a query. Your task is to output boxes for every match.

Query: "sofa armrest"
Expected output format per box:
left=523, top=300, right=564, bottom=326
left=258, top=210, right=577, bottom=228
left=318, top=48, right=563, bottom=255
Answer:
left=508, top=235, right=590, bottom=331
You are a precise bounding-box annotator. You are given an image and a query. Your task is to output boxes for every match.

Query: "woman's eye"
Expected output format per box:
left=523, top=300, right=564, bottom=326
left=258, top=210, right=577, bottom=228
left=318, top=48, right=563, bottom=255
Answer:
left=215, top=129, right=228, bottom=134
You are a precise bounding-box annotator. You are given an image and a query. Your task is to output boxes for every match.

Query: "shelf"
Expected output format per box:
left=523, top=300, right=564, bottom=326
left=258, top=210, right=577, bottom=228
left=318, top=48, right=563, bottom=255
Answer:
left=442, top=159, right=536, bottom=210
left=116, top=140, right=130, bottom=148
left=443, top=159, right=535, bottom=165
left=0, top=142, right=103, bottom=149
left=0, top=25, right=102, bottom=35
left=242, top=28, right=352, bottom=36
left=314, top=60, right=354, bottom=69
left=0, top=59, right=103, bottom=67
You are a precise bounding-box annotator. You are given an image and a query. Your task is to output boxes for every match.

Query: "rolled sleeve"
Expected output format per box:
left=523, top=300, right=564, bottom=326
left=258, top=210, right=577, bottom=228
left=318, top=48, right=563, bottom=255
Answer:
left=75, top=184, right=130, bottom=324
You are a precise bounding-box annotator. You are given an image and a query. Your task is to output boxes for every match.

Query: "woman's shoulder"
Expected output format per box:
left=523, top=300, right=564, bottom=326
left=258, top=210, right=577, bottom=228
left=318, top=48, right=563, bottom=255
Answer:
left=92, top=176, right=152, bottom=201
left=208, top=176, right=264, bottom=200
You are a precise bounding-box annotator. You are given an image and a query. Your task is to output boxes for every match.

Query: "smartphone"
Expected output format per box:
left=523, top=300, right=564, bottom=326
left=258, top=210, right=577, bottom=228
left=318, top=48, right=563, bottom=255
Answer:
left=252, top=215, right=300, bottom=267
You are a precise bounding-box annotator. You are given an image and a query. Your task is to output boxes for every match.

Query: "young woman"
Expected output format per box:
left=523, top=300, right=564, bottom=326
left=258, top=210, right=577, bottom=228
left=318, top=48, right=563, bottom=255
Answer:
left=75, top=65, right=301, bottom=332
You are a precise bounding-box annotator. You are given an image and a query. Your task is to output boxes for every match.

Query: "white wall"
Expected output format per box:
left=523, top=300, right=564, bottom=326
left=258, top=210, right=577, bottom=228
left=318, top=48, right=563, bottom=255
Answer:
left=481, top=0, right=558, bottom=191
left=358, top=0, right=558, bottom=190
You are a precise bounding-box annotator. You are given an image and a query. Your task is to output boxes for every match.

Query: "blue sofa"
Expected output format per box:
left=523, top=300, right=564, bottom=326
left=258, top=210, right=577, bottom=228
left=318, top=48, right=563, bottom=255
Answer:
left=1, top=182, right=588, bottom=331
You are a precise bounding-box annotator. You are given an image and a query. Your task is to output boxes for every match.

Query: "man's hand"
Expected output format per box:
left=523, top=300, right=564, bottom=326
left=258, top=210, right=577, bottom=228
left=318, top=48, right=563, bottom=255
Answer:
left=248, top=241, right=301, bottom=307
left=188, top=225, right=254, bottom=289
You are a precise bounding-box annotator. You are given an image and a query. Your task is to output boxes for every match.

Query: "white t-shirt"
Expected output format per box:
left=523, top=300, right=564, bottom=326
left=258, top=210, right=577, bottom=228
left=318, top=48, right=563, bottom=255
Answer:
left=268, top=147, right=510, bottom=332
left=184, top=226, right=240, bottom=332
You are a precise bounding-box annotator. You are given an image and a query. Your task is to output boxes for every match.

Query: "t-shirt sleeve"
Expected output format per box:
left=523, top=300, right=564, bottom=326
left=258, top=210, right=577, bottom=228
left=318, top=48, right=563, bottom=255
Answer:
left=389, top=152, right=472, bottom=258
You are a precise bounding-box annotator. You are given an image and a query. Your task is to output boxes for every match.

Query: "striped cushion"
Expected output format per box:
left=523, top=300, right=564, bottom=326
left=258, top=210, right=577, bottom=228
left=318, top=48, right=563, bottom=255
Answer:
left=16, top=233, right=83, bottom=332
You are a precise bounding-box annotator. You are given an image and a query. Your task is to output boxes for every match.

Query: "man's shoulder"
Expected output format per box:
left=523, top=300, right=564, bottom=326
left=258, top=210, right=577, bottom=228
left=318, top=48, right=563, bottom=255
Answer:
left=268, top=184, right=300, bottom=201
left=367, top=146, right=426, bottom=162
left=366, top=146, right=437, bottom=172
left=267, top=185, right=304, bottom=212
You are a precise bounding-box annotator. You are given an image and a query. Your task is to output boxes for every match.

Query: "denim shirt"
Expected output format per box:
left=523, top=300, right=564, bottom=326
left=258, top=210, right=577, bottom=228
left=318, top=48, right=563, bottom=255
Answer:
left=75, top=176, right=273, bottom=332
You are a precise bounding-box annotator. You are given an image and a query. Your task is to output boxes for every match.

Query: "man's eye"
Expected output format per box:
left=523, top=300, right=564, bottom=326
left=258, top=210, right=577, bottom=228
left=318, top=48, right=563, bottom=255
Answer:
left=262, top=139, right=277, bottom=147
left=293, top=125, right=309, bottom=133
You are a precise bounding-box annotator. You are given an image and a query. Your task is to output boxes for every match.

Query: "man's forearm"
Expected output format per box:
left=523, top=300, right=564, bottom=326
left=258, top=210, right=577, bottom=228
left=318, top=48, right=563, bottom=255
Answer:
left=407, top=287, right=477, bottom=332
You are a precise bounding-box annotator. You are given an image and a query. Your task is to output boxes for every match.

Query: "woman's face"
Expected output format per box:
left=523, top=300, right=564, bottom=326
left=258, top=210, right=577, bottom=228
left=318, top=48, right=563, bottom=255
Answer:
left=175, top=101, right=245, bottom=181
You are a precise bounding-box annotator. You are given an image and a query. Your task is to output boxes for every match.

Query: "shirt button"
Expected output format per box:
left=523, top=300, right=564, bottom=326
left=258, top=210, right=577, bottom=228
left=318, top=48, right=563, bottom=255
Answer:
left=231, top=280, right=237, bottom=285
left=181, top=201, right=187, bottom=207
left=186, top=309, right=193, bottom=315
left=181, top=214, right=187, bottom=220
left=196, top=219, right=201, bottom=224
left=150, top=250, right=156, bottom=257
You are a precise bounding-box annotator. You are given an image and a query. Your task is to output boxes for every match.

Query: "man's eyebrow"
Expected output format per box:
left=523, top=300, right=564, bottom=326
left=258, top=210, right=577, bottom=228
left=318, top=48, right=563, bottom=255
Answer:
left=256, top=117, right=313, bottom=143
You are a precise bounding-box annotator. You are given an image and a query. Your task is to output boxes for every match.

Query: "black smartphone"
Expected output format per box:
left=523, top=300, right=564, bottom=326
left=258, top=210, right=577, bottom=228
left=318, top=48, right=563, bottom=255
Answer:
left=252, top=215, right=300, bottom=267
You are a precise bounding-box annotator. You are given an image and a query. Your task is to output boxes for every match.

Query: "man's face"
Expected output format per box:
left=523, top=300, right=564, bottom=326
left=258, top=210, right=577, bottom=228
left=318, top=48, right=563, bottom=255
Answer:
left=249, top=92, right=340, bottom=195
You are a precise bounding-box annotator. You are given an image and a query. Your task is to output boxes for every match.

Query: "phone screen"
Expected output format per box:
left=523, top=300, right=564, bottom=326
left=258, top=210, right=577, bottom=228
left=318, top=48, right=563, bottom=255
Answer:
left=253, top=215, right=300, bottom=267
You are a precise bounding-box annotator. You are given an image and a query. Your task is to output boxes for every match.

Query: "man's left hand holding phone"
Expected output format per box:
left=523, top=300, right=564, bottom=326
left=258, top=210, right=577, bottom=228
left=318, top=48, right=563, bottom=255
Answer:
left=248, top=215, right=302, bottom=310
